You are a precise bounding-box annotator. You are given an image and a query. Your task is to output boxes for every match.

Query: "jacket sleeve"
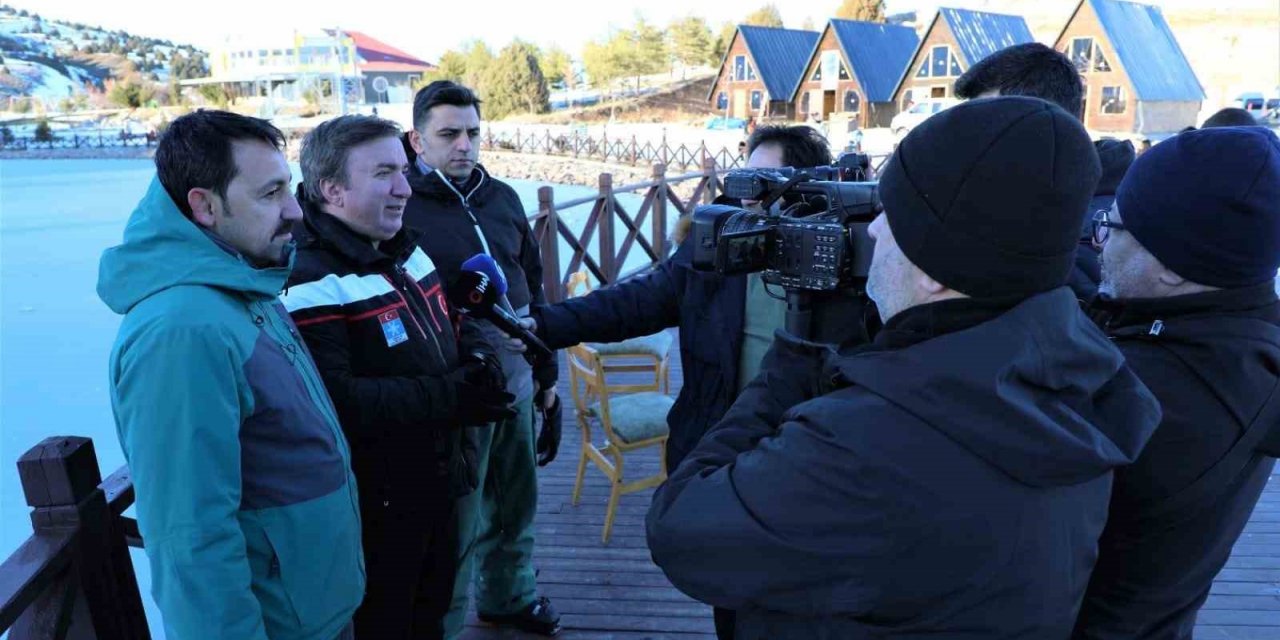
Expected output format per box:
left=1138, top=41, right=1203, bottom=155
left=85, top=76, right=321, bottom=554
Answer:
left=511, top=196, right=560, bottom=390
left=645, top=390, right=901, bottom=615
left=529, top=251, right=687, bottom=351
left=112, top=324, right=270, bottom=640
left=292, top=315, right=458, bottom=438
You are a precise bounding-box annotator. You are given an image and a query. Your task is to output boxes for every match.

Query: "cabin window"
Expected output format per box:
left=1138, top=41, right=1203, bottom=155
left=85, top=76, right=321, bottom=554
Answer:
left=1071, top=38, right=1094, bottom=72
left=923, top=46, right=962, bottom=78
left=751, top=91, right=763, bottom=110
left=844, top=90, right=860, bottom=113
left=1101, top=86, right=1126, bottom=114
left=716, top=92, right=728, bottom=109
left=734, top=55, right=746, bottom=81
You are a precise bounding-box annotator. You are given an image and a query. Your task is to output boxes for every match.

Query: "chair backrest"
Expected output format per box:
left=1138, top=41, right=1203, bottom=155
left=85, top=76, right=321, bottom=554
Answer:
left=566, top=343, right=605, bottom=417
left=566, top=342, right=662, bottom=446
left=566, top=270, right=593, bottom=299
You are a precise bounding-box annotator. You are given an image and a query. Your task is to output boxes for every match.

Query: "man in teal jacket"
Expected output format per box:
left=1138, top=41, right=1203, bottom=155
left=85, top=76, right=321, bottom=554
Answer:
left=97, top=110, right=365, bottom=640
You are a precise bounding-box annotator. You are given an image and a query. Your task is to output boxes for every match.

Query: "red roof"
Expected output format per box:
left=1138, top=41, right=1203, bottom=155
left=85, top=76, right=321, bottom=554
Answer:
left=337, top=30, right=436, bottom=72
left=361, top=61, right=435, bottom=73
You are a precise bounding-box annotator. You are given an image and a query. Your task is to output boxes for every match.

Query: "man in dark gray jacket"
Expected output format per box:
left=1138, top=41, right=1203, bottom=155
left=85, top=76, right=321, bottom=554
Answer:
left=647, top=97, right=1163, bottom=639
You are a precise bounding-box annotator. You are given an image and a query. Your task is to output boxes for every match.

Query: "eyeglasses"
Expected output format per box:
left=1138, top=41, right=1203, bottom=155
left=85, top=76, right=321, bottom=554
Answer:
left=1092, top=209, right=1126, bottom=247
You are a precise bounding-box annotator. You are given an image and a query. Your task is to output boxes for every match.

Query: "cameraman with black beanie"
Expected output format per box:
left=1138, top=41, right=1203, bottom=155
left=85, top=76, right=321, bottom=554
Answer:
left=647, top=97, right=1163, bottom=639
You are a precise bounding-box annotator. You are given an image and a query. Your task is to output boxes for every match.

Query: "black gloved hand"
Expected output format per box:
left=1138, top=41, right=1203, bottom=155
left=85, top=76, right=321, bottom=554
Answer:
left=449, top=356, right=516, bottom=427
left=536, top=392, right=562, bottom=467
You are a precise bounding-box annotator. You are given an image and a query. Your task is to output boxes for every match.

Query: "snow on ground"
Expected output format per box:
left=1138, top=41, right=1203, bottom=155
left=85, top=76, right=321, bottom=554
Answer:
left=5, top=58, right=78, bottom=102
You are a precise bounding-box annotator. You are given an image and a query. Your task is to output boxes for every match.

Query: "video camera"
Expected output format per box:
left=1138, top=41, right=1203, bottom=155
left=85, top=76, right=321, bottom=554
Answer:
left=690, top=165, right=879, bottom=293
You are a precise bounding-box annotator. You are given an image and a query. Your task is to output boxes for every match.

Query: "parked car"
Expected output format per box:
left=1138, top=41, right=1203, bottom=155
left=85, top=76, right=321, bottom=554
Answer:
left=891, top=98, right=960, bottom=136
left=706, top=116, right=749, bottom=131
left=1232, top=92, right=1280, bottom=123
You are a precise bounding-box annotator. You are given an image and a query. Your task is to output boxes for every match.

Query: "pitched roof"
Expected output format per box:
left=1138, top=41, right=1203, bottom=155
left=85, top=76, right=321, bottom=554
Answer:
left=827, top=19, right=920, bottom=102
left=339, top=30, right=434, bottom=72
left=939, top=7, right=1035, bottom=65
left=738, top=25, right=821, bottom=100
left=1079, top=0, right=1203, bottom=101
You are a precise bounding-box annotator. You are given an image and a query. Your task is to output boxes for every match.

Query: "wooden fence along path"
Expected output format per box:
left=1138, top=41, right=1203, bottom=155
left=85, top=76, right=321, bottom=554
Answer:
left=5, top=160, right=1280, bottom=638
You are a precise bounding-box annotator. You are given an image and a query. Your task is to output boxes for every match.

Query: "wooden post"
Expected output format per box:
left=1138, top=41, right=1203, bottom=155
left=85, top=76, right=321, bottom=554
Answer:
left=538, top=186, right=563, bottom=304
left=629, top=135, right=638, bottom=165
left=12, top=437, right=149, bottom=639
left=572, top=129, right=580, bottom=158
left=651, top=163, right=668, bottom=259
left=703, top=155, right=718, bottom=204
left=515, top=128, right=522, bottom=151
left=598, top=173, right=617, bottom=283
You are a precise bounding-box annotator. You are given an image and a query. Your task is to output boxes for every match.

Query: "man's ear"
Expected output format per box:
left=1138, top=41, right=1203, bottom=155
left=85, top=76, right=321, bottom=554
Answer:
left=917, top=269, right=948, bottom=296
left=320, top=178, right=345, bottom=208
left=187, top=188, right=217, bottom=229
left=409, top=130, right=425, bottom=155
left=1156, top=265, right=1187, bottom=288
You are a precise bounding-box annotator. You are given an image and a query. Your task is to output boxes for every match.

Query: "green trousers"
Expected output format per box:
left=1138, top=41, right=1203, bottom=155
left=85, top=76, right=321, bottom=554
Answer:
left=444, top=397, right=538, bottom=638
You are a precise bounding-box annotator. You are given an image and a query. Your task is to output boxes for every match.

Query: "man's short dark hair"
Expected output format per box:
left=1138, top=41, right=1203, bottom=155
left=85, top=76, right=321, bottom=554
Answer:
left=300, top=115, right=402, bottom=204
left=1202, top=107, right=1259, bottom=128
left=155, top=109, right=284, bottom=217
left=412, top=81, right=483, bottom=132
left=954, top=43, right=1083, bottom=119
left=746, top=125, right=833, bottom=168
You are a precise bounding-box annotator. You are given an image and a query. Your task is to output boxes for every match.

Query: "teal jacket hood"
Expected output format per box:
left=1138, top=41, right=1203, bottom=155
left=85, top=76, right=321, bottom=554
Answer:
left=97, top=176, right=294, bottom=314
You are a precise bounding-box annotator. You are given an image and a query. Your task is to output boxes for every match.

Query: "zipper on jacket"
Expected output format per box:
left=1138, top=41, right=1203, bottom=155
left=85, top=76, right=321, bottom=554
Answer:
left=435, top=168, right=493, bottom=256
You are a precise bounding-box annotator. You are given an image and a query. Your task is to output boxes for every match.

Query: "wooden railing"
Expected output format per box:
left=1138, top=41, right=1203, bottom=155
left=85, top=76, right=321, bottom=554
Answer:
left=531, top=157, right=722, bottom=303
left=483, top=128, right=746, bottom=173
left=0, top=437, right=148, bottom=639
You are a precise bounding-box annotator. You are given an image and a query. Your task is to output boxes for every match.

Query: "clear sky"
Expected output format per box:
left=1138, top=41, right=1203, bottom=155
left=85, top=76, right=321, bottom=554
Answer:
left=14, top=0, right=1263, bottom=64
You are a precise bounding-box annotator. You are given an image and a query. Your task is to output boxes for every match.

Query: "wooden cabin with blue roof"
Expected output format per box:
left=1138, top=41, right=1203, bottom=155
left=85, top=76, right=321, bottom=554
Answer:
left=889, top=8, right=1035, bottom=116
left=707, top=25, right=820, bottom=121
left=1054, top=0, right=1204, bottom=135
left=789, top=19, right=920, bottom=130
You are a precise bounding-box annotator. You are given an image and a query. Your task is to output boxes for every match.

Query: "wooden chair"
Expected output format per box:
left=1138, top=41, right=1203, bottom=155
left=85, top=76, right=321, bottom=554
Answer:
left=566, top=342, right=674, bottom=543
left=566, top=271, right=673, bottom=393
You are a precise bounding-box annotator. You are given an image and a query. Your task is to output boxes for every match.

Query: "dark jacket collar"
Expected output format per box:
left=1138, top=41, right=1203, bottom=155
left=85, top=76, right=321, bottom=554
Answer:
left=407, top=161, right=489, bottom=204
left=1093, top=282, right=1279, bottom=330
left=862, top=294, right=1026, bottom=353
left=295, top=185, right=420, bottom=268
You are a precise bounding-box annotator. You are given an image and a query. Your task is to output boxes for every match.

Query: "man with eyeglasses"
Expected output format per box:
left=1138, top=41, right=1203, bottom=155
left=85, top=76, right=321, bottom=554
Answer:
left=1074, top=126, right=1280, bottom=639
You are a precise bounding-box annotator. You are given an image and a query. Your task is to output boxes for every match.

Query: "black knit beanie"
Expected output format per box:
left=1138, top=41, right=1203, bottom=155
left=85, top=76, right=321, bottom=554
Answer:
left=878, top=96, right=1102, bottom=298
left=1117, top=126, right=1280, bottom=288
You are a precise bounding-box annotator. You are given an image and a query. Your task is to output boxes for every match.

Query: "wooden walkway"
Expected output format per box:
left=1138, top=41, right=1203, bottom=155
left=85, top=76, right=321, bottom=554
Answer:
left=462, top=331, right=1280, bottom=640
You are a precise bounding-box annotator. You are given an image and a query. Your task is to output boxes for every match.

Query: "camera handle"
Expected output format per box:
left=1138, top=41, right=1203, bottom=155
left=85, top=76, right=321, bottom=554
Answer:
left=785, top=290, right=815, bottom=341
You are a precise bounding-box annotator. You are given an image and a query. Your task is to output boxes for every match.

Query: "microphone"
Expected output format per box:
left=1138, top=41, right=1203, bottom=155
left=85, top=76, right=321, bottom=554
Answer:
left=461, top=253, right=517, bottom=315
left=448, top=271, right=553, bottom=361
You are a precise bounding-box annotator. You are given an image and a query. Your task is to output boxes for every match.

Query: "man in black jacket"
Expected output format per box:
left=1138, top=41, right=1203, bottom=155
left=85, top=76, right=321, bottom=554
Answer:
left=402, top=81, right=560, bottom=638
left=1074, top=127, right=1280, bottom=639
left=282, top=115, right=516, bottom=640
left=529, top=125, right=838, bottom=474
left=647, top=97, right=1164, bottom=639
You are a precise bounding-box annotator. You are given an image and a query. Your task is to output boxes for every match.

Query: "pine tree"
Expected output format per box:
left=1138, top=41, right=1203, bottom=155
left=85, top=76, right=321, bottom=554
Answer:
left=744, top=4, right=784, bottom=28
left=481, top=40, right=548, bottom=119
left=669, top=16, right=715, bottom=69
left=835, top=0, right=885, bottom=23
